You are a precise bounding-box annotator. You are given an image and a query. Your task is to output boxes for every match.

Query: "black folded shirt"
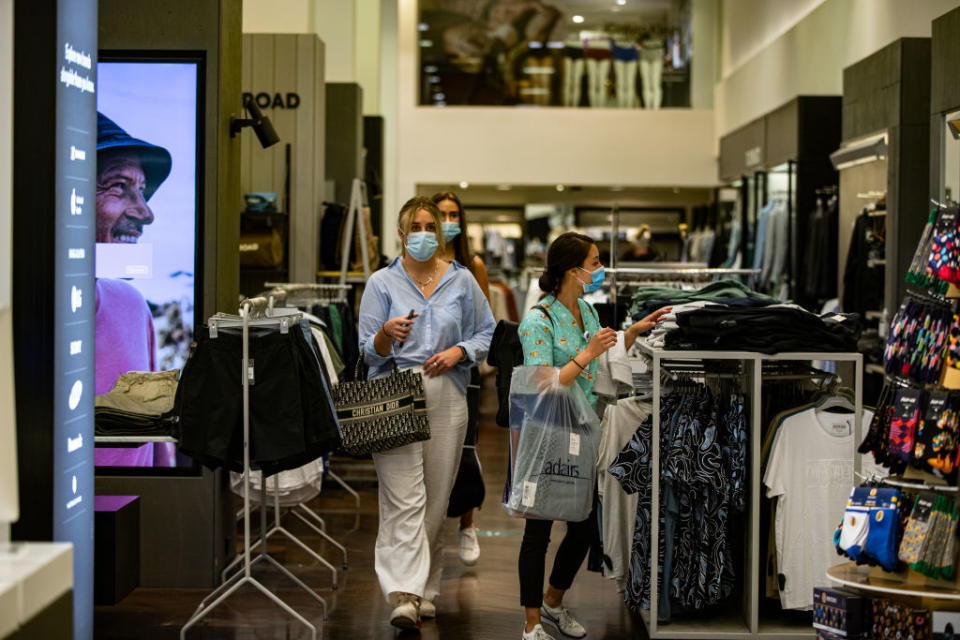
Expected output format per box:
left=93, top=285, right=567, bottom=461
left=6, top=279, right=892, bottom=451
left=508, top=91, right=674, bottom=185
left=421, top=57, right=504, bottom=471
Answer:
left=664, top=307, right=861, bottom=354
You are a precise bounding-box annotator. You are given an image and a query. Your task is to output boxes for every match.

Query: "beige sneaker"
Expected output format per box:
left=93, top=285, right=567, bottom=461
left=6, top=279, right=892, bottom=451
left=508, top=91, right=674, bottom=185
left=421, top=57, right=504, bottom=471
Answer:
left=420, top=599, right=436, bottom=619
left=459, top=527, right=480, bottom=566
left=389, top=593, right=421, bottom=630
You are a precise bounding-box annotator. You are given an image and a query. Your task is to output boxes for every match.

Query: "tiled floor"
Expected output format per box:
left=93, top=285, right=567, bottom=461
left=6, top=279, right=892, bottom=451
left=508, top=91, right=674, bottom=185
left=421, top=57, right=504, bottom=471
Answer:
left=94, top=378, right=645, bottom=639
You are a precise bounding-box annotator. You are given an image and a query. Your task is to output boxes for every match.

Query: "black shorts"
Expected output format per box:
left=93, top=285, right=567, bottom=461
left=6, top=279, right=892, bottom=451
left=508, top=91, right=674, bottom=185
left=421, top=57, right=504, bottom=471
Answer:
left=177, top=323, right=341, bottom=474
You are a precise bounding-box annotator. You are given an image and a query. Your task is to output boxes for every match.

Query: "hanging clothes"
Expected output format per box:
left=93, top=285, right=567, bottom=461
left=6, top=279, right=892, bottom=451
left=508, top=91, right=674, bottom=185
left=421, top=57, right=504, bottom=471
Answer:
left=609, top=384, right=747, bottom=620
left=598, top=399, right=652, bottom=591
left=764, top=404, right=879, bottom=610
left=842, top=208, right=885, bottom=315
left=177, top=317, right=342, bottom=476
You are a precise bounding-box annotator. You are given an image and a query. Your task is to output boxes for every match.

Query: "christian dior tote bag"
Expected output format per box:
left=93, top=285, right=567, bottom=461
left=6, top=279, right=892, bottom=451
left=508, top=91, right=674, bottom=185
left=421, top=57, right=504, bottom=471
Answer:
left=333, top=358, right=430, bottom=456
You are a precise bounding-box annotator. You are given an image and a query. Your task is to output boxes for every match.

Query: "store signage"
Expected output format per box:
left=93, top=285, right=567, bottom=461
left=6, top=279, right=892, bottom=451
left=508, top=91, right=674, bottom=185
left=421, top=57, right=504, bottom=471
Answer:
left=745, top=146, right=762, bottom=168
left=243, top=91, right=300, bottom=110
left=54, top=1, right=96, bottom=638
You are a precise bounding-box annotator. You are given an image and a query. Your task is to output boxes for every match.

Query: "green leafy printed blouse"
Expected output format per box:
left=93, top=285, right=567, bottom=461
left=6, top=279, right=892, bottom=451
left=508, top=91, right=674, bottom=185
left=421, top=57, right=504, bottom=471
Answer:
left=517, top=294, right=602, bottom=408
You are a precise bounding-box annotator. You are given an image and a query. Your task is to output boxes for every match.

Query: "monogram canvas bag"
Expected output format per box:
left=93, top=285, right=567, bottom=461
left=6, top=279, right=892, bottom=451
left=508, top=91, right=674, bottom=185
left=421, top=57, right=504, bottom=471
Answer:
left=333, top=358, right=430, bottom=456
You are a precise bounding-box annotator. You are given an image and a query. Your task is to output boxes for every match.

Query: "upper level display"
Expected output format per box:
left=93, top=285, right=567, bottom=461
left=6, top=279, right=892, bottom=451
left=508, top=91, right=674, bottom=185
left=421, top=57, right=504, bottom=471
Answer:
left=418, top=0, right=692, bottom=108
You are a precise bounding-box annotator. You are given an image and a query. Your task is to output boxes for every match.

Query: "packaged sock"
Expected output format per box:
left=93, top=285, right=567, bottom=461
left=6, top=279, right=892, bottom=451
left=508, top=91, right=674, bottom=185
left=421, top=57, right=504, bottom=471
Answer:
left=913, top=391, right=959, bottom=480
left=889, top=389, right=924, bottom=463
left=899, top=494, right=934, bottom=565
left=855, top=487, right=902, bottom=571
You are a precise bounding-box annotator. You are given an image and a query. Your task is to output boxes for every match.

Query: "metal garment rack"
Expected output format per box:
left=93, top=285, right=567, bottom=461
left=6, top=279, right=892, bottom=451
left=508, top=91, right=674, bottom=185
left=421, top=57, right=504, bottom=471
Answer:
left=641, top=344, right=863, bottom=640
left=180, top=300, right=320, bottom=640
left=337, top=178, right=373, bottom=288
left=605, top=202, right=762, bottom=327
left=262, top=282, right=362, bottom=516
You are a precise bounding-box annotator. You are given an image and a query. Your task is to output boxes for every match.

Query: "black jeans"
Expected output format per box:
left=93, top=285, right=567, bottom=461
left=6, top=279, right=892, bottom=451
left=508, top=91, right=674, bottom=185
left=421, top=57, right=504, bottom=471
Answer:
left=518, top=500, right=598, bottom=608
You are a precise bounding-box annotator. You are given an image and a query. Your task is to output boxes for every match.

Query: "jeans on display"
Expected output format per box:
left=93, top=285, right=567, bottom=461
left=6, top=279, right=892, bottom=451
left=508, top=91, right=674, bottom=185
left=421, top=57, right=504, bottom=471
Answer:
left=563, top=55, right=585, bottom=107
left=614, top=58, right=639, bottom=108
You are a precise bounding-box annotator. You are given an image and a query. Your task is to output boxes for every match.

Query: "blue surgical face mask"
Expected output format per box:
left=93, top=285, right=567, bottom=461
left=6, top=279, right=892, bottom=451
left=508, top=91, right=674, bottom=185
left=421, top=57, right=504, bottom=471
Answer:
left=578, top=266, right=605, bottom=293
left=405, top=231, right=439, bottom=262
left=442, top=221, right=462, bottom=242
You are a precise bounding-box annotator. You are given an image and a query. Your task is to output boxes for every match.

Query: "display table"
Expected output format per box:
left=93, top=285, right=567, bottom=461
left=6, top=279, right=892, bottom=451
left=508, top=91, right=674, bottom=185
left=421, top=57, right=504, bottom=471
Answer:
left=827, top=562, right=960, bottom=602
left=0, top=542, right=73, bottom=639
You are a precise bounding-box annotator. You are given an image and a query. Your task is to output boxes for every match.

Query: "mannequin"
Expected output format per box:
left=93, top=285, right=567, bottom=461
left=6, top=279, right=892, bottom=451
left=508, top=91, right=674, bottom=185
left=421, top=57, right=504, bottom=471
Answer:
left=640, top=30, right=664, bottom=109
left=562, top=37, right=584, bottom=107
left=584, top=37, right=612, bottom=108
left=613, top=37, right=639, bottom=108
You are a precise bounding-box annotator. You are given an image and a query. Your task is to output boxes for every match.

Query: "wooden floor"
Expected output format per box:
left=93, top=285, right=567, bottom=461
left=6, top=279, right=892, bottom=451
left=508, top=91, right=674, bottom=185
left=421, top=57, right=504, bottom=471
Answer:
left=94, top=378, right=646, bottom=639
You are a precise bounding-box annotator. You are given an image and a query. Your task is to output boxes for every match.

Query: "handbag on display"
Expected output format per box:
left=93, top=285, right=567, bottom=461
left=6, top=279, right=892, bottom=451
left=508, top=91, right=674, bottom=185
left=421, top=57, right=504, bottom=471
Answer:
left=332, top=357, right=430, bottom=456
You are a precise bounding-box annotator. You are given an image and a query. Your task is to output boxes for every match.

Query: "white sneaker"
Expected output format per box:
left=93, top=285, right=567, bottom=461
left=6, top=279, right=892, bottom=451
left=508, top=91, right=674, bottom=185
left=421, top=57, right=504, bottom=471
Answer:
left=420, top=599, right=436, bottom=619
left=540, top=603, right=586, bottom=638
left=389, top=593, right=420, bottom=630
left=522, top=623, right=556, bottom=640
left=459, top=527, right=480, bottom=566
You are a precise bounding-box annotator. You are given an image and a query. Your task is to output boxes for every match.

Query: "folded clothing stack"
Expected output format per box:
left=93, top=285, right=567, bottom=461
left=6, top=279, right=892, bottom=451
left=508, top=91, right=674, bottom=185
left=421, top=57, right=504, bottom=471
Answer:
left=95, top=370, right=180, bottom=438
left=662, top=306, right=861, bottom=354
left=627, top=278, right=779, bottom=320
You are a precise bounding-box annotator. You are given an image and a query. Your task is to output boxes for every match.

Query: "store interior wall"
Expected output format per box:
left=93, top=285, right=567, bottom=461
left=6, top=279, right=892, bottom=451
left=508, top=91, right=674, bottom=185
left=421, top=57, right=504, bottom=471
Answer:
left=242, top=0, right=315, bottom=34
left=716, top=0, right=959, bottom=138
left=0, top=0, right=16, bottom=544
left=355, top=0, right=381, bottom=115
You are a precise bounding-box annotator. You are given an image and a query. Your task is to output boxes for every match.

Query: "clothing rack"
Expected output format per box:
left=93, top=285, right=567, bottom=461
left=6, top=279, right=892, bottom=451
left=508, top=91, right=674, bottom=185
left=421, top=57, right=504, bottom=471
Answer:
left=265, top=282, right=351, bottom=305
left=262, top=282, right=362, bottom=515
left=639, top=343, right=863, bottom=639
left=181, top=299, right=320, bottom=639
left=855, top=471, right=960, bottom=494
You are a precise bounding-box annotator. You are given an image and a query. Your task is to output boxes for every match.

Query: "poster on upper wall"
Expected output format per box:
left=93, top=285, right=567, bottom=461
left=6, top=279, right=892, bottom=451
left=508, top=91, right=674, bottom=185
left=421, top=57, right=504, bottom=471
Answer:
left=417, top=0, right=691, bottom=108
left=94, top=58, right=199, bottom=468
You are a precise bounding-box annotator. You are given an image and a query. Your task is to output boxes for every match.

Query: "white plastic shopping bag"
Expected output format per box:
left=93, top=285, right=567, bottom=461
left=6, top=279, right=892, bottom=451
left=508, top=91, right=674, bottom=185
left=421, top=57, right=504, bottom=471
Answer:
left=502, top=365, right=601, bottom=521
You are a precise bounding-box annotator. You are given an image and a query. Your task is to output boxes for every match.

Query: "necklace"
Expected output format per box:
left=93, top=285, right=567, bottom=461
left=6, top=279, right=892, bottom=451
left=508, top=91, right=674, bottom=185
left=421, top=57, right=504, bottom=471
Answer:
left=411, top=260, right=440, bottom=291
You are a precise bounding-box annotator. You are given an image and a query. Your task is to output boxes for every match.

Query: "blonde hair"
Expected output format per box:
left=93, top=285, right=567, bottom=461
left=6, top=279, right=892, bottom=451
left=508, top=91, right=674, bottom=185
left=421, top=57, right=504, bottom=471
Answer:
left=398, top=196, right=445, bottom=253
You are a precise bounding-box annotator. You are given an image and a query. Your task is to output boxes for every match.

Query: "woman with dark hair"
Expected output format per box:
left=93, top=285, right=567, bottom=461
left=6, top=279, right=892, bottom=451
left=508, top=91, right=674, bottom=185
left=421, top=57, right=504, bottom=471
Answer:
left=516, top=232, right=669, bottom=640
left=433, top=191, right=490, bottom=567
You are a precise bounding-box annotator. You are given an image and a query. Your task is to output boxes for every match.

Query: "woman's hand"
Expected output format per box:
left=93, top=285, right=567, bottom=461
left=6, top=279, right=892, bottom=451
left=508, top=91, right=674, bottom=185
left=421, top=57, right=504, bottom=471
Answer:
left=381, top=313, right=419, bottom=343
left=584, top=327, right=618, bottom=360
left=424, top=347, right=463, bottom=378
left=625, top=307, right=672, bottom=350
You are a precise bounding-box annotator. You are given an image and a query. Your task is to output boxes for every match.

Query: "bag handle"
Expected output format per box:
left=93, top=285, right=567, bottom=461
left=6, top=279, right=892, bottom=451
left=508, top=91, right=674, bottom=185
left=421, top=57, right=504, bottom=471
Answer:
left=353, top=353, right=400, bottom=380
left=531, top=304, right=554, bottom=327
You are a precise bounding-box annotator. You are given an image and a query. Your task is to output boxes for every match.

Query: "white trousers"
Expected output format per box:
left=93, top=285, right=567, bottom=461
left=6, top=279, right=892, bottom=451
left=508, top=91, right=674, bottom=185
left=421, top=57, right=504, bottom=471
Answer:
left=372, top=369, right=468, bottom=606
left=640, top=57, right=663, bottom=109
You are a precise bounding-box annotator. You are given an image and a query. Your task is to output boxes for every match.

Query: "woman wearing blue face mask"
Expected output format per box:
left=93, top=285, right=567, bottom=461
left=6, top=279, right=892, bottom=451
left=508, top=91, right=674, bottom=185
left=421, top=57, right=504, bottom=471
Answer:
left=358, top=196, right=496, bottom=630
left=515, top=232, right=669, bottom=640
left=432, top=191, right=491, bottom=568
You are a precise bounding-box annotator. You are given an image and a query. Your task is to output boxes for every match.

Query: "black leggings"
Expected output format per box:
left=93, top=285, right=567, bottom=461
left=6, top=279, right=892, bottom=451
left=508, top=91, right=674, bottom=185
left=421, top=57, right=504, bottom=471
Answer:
left=518, top=502, right=597, bottom=608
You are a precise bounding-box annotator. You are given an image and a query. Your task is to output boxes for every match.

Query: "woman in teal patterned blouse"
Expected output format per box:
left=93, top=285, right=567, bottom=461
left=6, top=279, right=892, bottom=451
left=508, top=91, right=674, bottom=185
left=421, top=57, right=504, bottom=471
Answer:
left=515, top=231, right=669, bottom=640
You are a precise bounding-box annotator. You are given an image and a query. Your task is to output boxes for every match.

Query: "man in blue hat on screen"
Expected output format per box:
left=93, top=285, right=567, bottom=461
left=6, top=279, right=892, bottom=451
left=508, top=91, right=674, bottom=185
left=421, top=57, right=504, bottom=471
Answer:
left=94, top=112, right=173, bottom=468
left=95, top=112, right=171, bottom=243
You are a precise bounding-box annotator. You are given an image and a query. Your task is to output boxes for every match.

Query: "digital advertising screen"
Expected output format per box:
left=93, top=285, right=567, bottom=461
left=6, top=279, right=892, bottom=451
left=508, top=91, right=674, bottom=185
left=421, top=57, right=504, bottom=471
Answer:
left=94, top=56, right=200, bottom=469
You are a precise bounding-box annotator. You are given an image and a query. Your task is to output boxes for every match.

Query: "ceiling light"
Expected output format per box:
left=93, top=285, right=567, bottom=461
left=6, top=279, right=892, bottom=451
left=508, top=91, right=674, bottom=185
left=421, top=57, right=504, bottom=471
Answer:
left=617, top=0, right=626, bottom=5
left=459, top=181, right=469, bottom=189
left=571, top=15, right=584, bottom=23
left=556, top=184, right=565, bottom=192
left=496, top=185, right=512, bottom=191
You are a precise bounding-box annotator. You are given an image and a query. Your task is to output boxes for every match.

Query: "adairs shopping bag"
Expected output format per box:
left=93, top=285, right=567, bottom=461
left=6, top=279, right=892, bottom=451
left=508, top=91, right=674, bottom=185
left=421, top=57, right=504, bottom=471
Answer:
left=503, top=366, right=600, bottom=521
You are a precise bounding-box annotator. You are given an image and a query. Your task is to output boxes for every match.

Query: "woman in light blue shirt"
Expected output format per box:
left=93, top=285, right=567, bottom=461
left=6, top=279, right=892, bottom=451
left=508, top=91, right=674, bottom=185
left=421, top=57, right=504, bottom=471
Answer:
left=358, top=196, right=496, bottom=630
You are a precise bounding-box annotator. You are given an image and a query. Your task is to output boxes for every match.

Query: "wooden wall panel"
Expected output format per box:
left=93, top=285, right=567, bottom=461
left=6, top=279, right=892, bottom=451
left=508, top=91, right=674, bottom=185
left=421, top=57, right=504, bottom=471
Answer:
left=240, top=33, right=324, bottom=282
